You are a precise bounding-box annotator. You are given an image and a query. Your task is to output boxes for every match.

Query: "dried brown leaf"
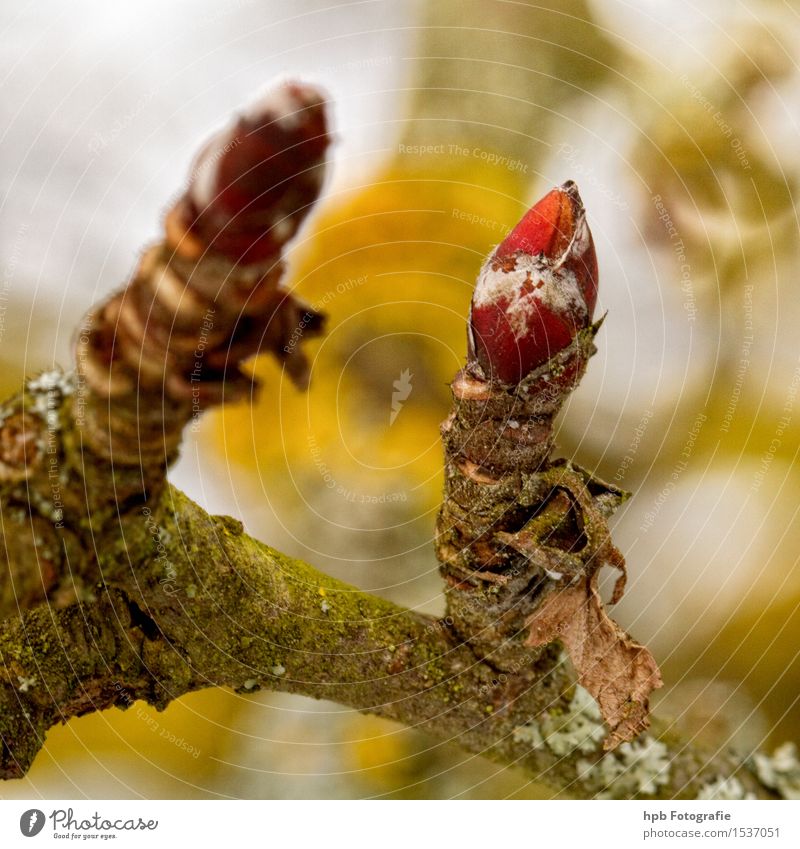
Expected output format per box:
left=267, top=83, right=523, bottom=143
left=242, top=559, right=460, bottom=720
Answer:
left=525, top=577, right=662, bottom=750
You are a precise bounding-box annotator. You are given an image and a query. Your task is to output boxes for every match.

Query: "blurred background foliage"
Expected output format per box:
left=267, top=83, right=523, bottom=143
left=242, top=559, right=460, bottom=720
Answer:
left=1, top=0, right=799, bottom=798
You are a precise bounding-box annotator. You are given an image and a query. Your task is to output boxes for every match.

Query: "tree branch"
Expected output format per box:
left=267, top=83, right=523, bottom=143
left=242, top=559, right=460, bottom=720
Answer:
left=0, top=475, right=771, bottom=797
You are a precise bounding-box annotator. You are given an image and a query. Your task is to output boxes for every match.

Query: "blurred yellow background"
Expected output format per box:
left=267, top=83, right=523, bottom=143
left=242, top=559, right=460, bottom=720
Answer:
left=1, top=0, right=798, bottom=798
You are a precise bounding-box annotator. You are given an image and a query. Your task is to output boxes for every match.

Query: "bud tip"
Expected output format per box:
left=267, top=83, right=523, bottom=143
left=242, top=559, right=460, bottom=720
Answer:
left=469, top=181, right=599, bottom=384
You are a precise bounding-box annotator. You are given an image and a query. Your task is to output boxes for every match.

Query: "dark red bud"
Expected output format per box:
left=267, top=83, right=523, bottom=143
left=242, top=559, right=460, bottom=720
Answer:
left=469, top=181, right=598, bottom=384
left=181, top=81, right=330, bottom=265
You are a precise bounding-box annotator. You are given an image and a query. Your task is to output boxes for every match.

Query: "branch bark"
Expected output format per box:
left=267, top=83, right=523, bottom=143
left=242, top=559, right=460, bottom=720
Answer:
left=0, top=462, right=770, bottom=798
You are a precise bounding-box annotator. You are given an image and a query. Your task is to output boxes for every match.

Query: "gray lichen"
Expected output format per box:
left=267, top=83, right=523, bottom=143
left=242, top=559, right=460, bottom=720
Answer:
left=513, top=684, right=606, bottom=756
left=577, top=735, right=671, bottom=798
left=752, top=742, right=800, bottom=799
left=697, top=775, right=755, bottom=800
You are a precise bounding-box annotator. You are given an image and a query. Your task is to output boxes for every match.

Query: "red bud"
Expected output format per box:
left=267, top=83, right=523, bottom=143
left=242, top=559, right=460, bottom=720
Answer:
left=469, top=181, right=598, bottom=384
left=181, top=81, right=330, bottom=265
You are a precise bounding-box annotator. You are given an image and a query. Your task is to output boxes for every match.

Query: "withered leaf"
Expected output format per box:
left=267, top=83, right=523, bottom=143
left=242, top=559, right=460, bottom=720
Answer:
left=525, top=576, right=662, bottom=750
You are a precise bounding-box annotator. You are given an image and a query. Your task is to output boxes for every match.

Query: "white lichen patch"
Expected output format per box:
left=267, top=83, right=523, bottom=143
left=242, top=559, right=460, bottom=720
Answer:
left=577, top=735, right=671, bottom=799
left=472, top=254, right=588, bottom=341
left=17, top=675, right=37, bottom=693
left=242, top=679, right=259, bottom=691
left=513, top=685, right=606, bottom=755
left=753, top=742, right=800, bottom=799
left=697, top=775, right=755, bottom=800
left=271, top=663, right=286, bottom=677
left=512, top=721, right=544, bottom=747
left=27, top=370, right=74, bottom=396
left=27, top=369, right=74, bottom=432
left=320, top=600, right=331, bottom=614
